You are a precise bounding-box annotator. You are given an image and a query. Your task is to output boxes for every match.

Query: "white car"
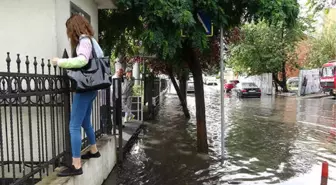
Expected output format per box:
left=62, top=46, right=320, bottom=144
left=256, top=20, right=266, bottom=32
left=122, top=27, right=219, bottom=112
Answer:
left=187, top=76, right=194, bottom=93
left=206, top=76, right=218, bottom=85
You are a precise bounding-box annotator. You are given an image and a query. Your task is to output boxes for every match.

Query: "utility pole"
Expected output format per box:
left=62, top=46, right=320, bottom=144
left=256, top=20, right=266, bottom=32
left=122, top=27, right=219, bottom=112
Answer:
left=220, top=27, right=225, bottom=158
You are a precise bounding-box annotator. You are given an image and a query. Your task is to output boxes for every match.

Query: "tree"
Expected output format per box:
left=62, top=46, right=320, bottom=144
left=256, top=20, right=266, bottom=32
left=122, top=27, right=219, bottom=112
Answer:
left=306, top=0, right=336, bottom=13
left=227, top=20, right=304, bottom=92
left=146, top=59, right=191, bottom=118
left=305, top=23, right=336, bottom=68
left=99, top=0, right=300, bottom=153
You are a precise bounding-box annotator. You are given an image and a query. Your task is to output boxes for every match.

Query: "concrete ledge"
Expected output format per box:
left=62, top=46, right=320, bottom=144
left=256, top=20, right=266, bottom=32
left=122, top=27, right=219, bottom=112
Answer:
left=120, top=122, right=145, bottom=156
left=37, top=135, right=116, bottom=185
left=276, top=92, right=297, bottom=97
left=297, top=93, right=329, bottom=99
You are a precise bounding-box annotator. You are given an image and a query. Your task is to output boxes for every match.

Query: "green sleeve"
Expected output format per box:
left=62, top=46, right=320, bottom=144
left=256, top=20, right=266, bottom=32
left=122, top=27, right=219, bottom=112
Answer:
left=57, top=55, right=88, bottom=69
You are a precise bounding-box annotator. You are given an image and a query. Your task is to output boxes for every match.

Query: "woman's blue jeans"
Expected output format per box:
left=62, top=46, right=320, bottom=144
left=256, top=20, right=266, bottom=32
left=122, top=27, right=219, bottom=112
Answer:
left=70, top=91, right=97, bottom=158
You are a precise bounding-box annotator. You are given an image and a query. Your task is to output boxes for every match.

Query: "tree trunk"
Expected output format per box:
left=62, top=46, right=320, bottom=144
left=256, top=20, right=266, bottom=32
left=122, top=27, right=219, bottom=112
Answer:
left=281, top=61, right=288, bottom=92
left=179, top=70, right=188, bottom=106
left=168, top=70, right=190, bottom=119
left=279, top=23, right=288, bottom=93
left=187, top=47, right=209, bottom=154
left=273, top=73, right=287, bottom=93
left=274, top=81, right=279, bottom=92
left=272, top=73, right=279, bottom=92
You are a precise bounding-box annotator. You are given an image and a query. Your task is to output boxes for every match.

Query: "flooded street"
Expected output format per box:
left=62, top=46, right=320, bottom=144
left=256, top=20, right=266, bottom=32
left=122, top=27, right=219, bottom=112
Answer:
left=113, top=85, right=336, bottom=185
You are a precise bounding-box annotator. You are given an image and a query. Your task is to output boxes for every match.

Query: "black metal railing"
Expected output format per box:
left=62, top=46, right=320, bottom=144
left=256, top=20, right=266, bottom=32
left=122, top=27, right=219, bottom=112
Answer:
left=0, top=51, right=115, bottom=185
left=145, top=77, right=168, bottom=119
left=152, top=79, right=168, bottom=113
left=111, top=79, right=123, bottom=162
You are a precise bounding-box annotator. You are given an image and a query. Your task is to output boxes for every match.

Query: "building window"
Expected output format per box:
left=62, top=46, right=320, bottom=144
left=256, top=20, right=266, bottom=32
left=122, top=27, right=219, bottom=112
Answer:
left=70, top=2, right=91, bottom=23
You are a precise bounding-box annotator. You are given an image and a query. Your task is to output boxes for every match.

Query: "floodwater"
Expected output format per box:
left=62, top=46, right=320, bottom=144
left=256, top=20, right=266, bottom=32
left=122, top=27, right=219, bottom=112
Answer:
left=111, top=85, right=336, bottom=185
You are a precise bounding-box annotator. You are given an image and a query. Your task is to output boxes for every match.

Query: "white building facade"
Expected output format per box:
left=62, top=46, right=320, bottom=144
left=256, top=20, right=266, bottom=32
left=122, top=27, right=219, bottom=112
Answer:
left=0, top=1, right=118, bottom=184
left=0, top=0, right=115, bottom=72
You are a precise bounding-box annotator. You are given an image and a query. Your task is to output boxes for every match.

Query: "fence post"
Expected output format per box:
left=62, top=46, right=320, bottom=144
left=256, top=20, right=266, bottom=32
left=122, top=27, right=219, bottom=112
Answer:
left=62, top=49, right=72, bottom=167
left=112, top=81, right=117, bottom=135
left=158, top=76, right=162, bottom=103
left=147, top=74, right=154, bottom=119
left=105, top=87, right=112, bottom=135
left=113, top=78, right=123, bottom=162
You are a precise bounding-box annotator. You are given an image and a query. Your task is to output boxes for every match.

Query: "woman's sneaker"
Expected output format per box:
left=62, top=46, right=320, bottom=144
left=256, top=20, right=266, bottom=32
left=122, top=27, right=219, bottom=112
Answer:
left=129, top=114, right=135, bottom=121
left=57, top=165, right=83, bottom=177
left=81, top=151, right=101, bottom=160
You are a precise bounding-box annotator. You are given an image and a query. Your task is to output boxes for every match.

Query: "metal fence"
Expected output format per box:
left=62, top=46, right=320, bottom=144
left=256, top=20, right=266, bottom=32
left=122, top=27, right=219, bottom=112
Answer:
left=126, top=96, right=143, bottom=121
left=122, top=77, right=144, bottom=122
left=0, top=51, right=168, bottom=184
left=152, top=78, right=168, bottom=115
left=0, top=51, right=115, bottom=185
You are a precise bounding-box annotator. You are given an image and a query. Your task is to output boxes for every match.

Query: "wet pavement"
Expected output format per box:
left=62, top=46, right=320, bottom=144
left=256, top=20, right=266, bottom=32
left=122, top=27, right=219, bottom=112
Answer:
left=108, top=85, right=336, bottom=185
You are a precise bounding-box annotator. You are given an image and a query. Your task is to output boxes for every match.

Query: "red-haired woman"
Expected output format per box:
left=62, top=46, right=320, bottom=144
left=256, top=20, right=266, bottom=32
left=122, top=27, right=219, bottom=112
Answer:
left=52, top=14, right=103, bottom=177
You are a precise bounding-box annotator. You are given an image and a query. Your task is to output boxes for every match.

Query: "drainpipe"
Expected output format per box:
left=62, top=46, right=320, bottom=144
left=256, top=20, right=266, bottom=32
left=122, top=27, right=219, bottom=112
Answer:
left=133, top=62, right=140, bottom=85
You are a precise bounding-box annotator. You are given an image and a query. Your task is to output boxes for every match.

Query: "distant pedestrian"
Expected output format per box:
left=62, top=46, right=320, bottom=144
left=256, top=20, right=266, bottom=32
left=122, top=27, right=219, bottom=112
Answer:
left=301, top=76, right=307, bottom=96
left=122, top=67, right=135, bottom=123
left=111, top=62, right=124, bottom=127
left=113, top=61, right=124, bottom=79
left=99, top=61, right=123, bottom=112
left=111, top=62, right=124, bottom=101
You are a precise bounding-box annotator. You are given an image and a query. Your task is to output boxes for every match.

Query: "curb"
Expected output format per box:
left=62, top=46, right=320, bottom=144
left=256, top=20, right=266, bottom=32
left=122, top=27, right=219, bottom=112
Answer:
left=276, top=93, right=297, bottom=98
left=297, top=94, right=329, bottom=99
left=276, top=93, right=330, bottom=99
left=121, top=123, right=146, bottom=158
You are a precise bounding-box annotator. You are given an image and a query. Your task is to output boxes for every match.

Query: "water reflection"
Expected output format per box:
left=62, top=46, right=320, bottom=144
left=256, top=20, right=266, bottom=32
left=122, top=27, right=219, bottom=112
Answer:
left=114, top=86, right=336, bottom=185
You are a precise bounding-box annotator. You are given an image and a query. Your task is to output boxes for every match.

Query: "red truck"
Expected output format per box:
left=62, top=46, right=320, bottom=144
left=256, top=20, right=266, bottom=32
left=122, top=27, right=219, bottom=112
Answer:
left=320, top=60, right=336, bottom=96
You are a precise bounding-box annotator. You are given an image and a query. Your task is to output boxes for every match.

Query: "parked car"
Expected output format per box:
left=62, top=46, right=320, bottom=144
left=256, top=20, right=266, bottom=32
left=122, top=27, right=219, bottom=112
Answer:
left=287, top=77, right=299, bottom=92
left=224, top=82, right=235, bottom=92
left=187, top=76, right=194, bottom=93
left=206, top=76, right=218, bottom=85
left=234, top=82, right=261, bottom=98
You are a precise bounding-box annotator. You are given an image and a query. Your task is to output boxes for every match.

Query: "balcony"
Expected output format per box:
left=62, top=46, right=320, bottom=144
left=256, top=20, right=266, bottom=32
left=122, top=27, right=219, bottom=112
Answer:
left=95, top=0, right=117, bottom=9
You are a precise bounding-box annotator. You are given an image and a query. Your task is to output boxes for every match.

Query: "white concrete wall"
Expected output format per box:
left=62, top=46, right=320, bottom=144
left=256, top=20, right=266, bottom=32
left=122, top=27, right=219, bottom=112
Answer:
left=223, top=68, right=236, bottom=81
left=298, top=69, right=321, bottom=96
left=0, top=1, right=106, bottom=179
left=55, top=0, right=99, bottom=58
left=0, top=0, right=99, bottom=73
left=0, top=0, right=57, bottom=73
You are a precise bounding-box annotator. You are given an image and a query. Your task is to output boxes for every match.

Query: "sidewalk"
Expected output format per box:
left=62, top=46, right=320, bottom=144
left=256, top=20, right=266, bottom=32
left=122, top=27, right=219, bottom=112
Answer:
left=102, top=121, right=145, bottom=185
left=277, top=92, right=297, bottom=97
left=297, top=93, right=329, bottom=99
left=277, top=92, right=329, bottom=99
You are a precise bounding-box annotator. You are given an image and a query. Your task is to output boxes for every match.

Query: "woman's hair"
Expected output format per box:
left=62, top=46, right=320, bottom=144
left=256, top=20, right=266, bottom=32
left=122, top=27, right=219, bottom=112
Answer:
left=66, top=14, right=94, bottom=50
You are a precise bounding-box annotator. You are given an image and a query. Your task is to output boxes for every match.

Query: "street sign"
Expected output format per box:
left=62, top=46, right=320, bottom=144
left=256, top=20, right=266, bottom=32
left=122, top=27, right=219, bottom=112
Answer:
left=197, top=11, right=213, bottom=36
left=181, top=11, right=213, bottom=37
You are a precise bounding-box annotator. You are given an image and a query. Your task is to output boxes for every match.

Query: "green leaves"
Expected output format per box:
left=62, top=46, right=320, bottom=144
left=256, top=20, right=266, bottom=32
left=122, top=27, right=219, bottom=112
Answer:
left=305, top=23, right=336, bottom=68
left=99, top=0, right=301, bottom=73
left=306, top=0, right=329, bottom=14
left=228, top=21, right=302, bottom=76
left=255, top=0, right=300, bottom=28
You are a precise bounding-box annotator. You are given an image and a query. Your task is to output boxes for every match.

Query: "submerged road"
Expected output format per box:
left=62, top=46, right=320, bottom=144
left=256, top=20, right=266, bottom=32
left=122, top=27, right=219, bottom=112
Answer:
left=106, top=84, right=336, bottom=185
